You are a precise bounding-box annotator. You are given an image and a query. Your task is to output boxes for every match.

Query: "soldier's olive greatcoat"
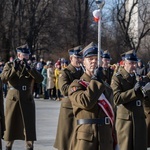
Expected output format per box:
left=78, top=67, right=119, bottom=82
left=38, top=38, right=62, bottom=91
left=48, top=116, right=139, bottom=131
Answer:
left=102, top=67, right=114, bottom=85
left=143, top=72, right=150, bottom=147
left=1, top=62, right=43, bottom=141
left=68, top=73, right=114, bottom=150
left=111, top=66, right=147, bottom=150
left=54, top=64, right=83, bottom=150
left=0, top=78, right=5, bottom=148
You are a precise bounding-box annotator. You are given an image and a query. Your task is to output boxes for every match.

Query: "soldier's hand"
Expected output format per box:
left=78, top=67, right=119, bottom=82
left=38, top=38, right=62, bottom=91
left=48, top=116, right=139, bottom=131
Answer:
left=13, top=59, right=20, bottom=71
left=23, top=58, right=31, bottom=71
left=142, top=82, right=150, bottom=97
left=91, top=67, right=103, bottom=83
left=134, top=81, right=143, bottom=97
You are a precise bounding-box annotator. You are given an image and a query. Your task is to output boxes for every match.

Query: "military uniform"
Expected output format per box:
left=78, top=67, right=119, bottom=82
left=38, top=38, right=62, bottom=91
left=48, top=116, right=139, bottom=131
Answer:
left=111, top=51, right=147, bottom=150
left=101, top=50, right=114, bottom=85
left=142, top=72, right=150, bottom=147
left=68, top=42, right=114, bottom=150
left=54, top=46, right=83, bottom=150
left=102, top=67, right=114, bottom=85
left=0, top=78, right=5, bottom=150
left=1, top=45, right=43, bottom=150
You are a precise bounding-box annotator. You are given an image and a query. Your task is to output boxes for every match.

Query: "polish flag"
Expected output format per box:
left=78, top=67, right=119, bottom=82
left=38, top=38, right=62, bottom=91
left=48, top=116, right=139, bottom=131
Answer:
left=93, top=9, right=101, bottom=22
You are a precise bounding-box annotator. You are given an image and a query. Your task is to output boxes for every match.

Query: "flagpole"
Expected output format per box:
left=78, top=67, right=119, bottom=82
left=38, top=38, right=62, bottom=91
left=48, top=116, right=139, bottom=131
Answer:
left=95, top=0, right=105, bottom=67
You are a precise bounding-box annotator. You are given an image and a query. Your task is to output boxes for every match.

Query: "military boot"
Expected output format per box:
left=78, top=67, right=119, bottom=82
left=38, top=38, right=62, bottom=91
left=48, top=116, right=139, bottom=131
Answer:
left=6, top=147, right=12, bottom=150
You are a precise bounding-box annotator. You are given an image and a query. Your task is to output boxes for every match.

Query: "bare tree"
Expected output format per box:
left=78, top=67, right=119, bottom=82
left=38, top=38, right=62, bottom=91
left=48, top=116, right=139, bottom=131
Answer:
left=1, top=0, right=52, bottom=56
left=115, top=0, right=150, bottom=52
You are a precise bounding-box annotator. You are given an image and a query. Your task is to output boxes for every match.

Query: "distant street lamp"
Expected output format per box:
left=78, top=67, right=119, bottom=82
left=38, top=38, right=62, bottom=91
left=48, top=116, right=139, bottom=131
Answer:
left=95, top=0, right=105, bottom=67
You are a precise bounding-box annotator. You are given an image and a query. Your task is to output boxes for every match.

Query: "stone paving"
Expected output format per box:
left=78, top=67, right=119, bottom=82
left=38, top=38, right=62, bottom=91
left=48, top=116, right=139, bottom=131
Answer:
left=2, top=98, right=150, bottom=150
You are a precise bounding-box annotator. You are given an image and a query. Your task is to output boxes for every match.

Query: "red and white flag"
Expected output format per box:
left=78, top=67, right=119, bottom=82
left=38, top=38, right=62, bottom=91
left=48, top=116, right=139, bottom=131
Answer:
left=98, top=93, right=114, bottom=126
left=93, top=9, right=101, bottom=22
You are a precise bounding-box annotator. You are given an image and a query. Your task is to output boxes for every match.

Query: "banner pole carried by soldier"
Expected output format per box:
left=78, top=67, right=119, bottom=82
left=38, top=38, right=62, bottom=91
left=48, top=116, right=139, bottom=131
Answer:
left=93, top=0, right=105, bottom=67
left=68, top=42, right=115, bottom=150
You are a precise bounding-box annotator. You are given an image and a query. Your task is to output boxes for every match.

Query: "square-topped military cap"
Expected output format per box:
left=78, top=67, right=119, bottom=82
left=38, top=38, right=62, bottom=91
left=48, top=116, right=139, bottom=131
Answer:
left=16, top=44, right=31, bottom=54
left=101, top=50, right=111, bottom=59
left=120, top=52, right=126, bottom=60
left=124, top=50, right=137, bottom=61
left=81, top=42, right=98, bottom=58
left=137, top=58, right=142, bottom=62
left=68, top=45, right=82, bottom=57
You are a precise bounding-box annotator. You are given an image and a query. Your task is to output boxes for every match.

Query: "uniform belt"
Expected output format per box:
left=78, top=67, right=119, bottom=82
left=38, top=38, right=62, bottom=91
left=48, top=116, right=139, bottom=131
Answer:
left=130, top=100, right=142, bottom=107
left=77, top=117, right=110, bottom=125
left=9, top=85, right=30, bottom=91
left=118, top=100, right=142, bottom=107
left=135, top=100, right=142, bottom=106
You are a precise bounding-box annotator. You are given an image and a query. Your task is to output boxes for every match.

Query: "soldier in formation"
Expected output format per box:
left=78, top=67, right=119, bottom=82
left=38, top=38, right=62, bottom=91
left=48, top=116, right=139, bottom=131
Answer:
left=1, top=44, right=43, bottom=150
left=54, top=46, right=83, bottom=150
left=111, top=50, right=147, bottom=150
left=136, top=70, right=150, bottom=148
left=0, top=77, right=5, bottom=150
left=68, top=42, right=114, bottom=150
left=101, top=50, right=114, bottom=85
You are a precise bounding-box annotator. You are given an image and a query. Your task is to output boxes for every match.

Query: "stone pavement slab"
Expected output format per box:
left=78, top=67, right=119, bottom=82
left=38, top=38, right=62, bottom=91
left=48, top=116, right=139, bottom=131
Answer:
left=2, top=98, right=150, bottom=150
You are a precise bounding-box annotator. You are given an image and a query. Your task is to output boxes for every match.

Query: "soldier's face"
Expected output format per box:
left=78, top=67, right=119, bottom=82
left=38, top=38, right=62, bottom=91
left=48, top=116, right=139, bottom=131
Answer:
left=102, top=58, right=110, bottom=66
left=124, top=60, right=137, bottom=74
left=83, top=56, right=97, bottom=76
left=70, top=56, right=83, bottom=68
left=18, top=53, right=30, bottom=60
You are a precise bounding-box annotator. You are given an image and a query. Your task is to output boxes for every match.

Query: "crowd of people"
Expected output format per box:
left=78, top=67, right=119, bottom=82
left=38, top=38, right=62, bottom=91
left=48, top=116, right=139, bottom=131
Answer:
left=0, top=55, right=71, bottom=102
left=0, top=43, right=149, bottom=150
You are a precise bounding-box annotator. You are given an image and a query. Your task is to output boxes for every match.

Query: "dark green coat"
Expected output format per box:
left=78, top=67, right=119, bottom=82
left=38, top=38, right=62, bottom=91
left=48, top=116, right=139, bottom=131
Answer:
left=0, top=78, right=5, bottom=147
left=54, top=64, right=83, bottom=150
left=1, top=62, right=43, bottom=141
left=68, top=73, right=114, bottom=150
left=142, top=72, right=150, bottom=147
left=111, top=67, right=147, bottom=150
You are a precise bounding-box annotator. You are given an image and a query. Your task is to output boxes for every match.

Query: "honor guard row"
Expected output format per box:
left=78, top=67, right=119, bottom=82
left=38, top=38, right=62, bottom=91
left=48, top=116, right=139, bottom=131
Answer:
left=54, top=43, right=150, bottom=150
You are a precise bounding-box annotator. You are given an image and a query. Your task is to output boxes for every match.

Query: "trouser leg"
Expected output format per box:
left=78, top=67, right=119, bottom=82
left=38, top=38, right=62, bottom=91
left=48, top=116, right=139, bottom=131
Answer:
left=5, top=141, right=14, bottom=150
left=26, top=141, right=34, bottom=150
left=24, top=128, right=34, bottom=150
left=0, top=139, right=2, bottom=150
left=6, top=141, right=34, bottom=150
left=0, top=125, right=2, bottom=150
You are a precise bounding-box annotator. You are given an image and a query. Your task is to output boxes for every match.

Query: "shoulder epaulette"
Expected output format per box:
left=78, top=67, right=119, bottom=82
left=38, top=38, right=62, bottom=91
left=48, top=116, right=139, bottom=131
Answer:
left=62, top=68, right=66, bottom=71
left=78, top=79, right=89, bottom=88
left=7, top=61, right=13, bottom=66
left=115, top=72, right=121, bottom=76
left=63, top=67, right=69, bottom=72
left=7, top=61, right=13, bottom=64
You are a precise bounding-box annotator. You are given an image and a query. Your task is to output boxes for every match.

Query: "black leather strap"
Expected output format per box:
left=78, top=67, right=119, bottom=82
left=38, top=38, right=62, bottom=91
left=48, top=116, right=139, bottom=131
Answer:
left=9, top=85, right=31, bottom=91
left=77, top=118, right=110, bottom=125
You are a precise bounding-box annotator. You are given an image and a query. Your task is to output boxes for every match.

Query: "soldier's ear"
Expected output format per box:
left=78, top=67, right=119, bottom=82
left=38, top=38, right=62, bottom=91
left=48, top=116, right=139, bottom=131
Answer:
left=83, top=59, right=86, bottom=67
left=69, top=56, right=73, bottom=62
